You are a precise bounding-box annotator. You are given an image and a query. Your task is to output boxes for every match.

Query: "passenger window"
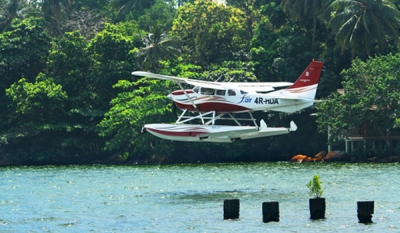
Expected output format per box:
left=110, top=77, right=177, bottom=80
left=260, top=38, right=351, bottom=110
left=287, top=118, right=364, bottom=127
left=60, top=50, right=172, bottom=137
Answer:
left=200, top=87, right=215, bottom=95
left=228, top=89, right=236, bottom=96
left=240, top=90, right=248, bottom=94
left=216, top=90, right=226, bottom=96
left=193, top=86, right=199, bottom=93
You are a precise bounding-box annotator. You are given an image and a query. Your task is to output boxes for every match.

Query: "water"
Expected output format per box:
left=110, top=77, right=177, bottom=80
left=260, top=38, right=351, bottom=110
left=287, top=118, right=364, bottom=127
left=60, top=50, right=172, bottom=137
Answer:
left=0, top=162, right=399, bottom=232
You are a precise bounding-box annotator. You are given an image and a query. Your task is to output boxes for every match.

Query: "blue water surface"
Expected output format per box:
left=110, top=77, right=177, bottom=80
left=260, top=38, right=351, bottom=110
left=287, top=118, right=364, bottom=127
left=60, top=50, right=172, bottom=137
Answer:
left=0, top=162, right=399, bottom=232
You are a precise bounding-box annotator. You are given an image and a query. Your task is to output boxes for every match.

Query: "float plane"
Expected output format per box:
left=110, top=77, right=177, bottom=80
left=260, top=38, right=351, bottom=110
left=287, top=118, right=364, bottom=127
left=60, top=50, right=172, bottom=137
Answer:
left=132, top=60, right=324, bottom=143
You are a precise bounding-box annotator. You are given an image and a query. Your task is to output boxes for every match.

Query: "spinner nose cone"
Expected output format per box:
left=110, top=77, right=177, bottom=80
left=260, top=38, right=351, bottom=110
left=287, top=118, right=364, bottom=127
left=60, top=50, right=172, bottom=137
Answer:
left=167, top=93, right=173, bottom=100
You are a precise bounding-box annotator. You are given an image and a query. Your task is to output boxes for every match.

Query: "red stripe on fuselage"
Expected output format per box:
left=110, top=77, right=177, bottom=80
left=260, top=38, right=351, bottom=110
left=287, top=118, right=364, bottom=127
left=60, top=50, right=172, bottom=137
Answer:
left=171, top=90, right=194, bottom=95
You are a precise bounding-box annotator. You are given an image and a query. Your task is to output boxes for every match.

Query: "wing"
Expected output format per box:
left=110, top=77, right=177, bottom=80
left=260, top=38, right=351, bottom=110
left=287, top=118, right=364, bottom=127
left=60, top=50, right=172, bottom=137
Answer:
left=132, top=71, right=225, bottom=90
left=222, top=82, right=293, bottom=92
left=132, top=71, right=293, bottom=92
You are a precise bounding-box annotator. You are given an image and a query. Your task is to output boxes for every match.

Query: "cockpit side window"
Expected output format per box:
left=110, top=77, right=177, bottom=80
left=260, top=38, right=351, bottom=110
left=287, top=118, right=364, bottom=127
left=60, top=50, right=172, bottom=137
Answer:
left=228, top=89, right=236, bottom=96
left=216, top=89, right=226, bottom=96
left=193, top=86, right=200, bottom=93
left=200, top=87, right=215, bottom=95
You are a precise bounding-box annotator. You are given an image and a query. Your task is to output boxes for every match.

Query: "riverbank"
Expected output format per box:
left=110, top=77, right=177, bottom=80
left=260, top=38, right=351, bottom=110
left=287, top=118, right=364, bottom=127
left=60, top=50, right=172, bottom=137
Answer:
left=1, top=150, right=400, bottom=167
left=290, top=150, right=400, bottom=163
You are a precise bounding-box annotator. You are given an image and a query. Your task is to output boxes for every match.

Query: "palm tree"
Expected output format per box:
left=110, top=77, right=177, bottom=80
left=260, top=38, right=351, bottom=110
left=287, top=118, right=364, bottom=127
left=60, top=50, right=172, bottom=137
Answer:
left=281, top=0, right=331, bottom=49
left=325, top=0, right=400, bottom=58
left=134, top=25, right=181, bottom=72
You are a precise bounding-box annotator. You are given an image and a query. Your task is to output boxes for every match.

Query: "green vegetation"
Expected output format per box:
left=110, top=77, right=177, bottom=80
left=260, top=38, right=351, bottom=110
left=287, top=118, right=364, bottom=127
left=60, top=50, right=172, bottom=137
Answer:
left=1, top=0, right=400, bottom=165
left=317, top=54, right=400, bottom=157
left=306, top=173, right=323, bottom=198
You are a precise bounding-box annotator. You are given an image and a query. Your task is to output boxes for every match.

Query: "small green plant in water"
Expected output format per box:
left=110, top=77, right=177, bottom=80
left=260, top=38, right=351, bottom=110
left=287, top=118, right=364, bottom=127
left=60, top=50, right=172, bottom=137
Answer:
left=306, top=173, right=323, bottom=198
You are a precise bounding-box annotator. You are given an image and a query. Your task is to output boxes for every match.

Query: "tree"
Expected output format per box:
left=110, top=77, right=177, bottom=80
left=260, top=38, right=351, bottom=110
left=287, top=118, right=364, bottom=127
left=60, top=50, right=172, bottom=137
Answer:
left=1, top=0, right=20, bottom=32
left=134, top=25, right=181, bottom=71
left=0, top=16, right=52, bottom=163
left=46, top=23, right=140, bottom=159
left=250, top=14, right=278, bottom=80
left=41, top=0, right=71, bottom=35
left=48, top=23, right=139, bottom=112
left=172, top=0, right=248, bottom=67
left=259, top=1, right=287, bottom=31
left=281, top=0, right=330, bottom=49
left=225, top=0, right=264, bottom=42
left=137, top=0, right=176, bottom=30
left=2, top=74, right=69, bottom=163
left=97, top=79, right=175, bottom=161
left=6, top=74, right=67, bottom=123
left=87, top=22, right=140, bottom=110
left=172, top=0, right=195, bottom=7
left=61, top=9, right=107, bottom=39
left=316, top=54, right=400, bottom=154
left=70, top=0, right=110, bottom=11
left=253, top=26, right=320, bottom=82
left=324, top=0, right=400, bottom=58
left=306, top=173, right=323, bottom=198
left=46, top=31, right=92, bottom=109
left=0, top=22, right=142, bottom=164
left=0, top=0, right=35, bottom=33
left=111, top=0, right=155, bottom=21
left=0, top=17, right=51, bottom=92
left=200, top=60, right=257, bottom=83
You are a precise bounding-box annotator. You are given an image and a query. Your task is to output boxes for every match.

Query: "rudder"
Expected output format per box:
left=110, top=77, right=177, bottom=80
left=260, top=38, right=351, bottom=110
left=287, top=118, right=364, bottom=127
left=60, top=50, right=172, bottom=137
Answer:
left=287, top=60, right=324, bottom=89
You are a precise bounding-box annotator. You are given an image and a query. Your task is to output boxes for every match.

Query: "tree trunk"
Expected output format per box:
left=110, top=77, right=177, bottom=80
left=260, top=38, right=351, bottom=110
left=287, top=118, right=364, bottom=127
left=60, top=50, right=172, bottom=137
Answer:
left=312, top=17, right=316, bottom=50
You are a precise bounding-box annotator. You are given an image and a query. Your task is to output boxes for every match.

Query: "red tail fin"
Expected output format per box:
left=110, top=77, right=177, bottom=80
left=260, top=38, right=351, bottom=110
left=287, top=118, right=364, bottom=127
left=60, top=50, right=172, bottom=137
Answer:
left=287, top=60, right=324, bottom=89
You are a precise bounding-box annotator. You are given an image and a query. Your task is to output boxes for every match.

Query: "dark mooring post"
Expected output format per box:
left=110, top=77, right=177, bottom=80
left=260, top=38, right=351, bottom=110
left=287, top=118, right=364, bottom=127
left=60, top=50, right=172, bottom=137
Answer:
left=224, top=199, right=240, bottom=220
left=309, top=198, right=326, bottom=220
left=357, top=201, right=374, bottom=223
left=262, top=201, right=279, bottom=223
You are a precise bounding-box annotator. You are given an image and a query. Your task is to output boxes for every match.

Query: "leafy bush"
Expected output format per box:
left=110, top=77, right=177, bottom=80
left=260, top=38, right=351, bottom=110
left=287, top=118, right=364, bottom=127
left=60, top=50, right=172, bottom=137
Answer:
left=306, top=173, right=323, bottom=198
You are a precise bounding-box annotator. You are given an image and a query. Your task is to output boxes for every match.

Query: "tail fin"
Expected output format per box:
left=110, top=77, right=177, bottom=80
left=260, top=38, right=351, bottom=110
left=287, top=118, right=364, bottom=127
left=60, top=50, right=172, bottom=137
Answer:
left=264, top=60, right=323, bottom=113
left=286, top=59, right=324, bottom=92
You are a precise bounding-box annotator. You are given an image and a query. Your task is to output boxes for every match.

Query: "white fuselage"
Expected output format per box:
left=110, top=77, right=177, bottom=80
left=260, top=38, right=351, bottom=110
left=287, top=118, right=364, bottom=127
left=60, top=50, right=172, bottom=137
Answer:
left=168, top=83, right=317, bottom=114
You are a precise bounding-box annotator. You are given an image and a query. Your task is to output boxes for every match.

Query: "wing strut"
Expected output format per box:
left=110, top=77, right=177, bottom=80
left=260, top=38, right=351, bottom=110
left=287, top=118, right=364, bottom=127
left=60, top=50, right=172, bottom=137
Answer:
left=175, top=110, right=262, bottom=127
left=176, top=81, right=204, bottom=124
left=248, top=112, right=258, bottom=129
left=176, top=109, right=188, bottom=123
left=228, top=114, right=242, bottom=126
left=176, top=110, right=216, bottom=124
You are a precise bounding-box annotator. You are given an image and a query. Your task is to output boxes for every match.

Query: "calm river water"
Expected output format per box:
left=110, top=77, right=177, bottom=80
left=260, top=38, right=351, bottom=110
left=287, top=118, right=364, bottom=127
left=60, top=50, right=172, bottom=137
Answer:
left=0, top=162, right=399, bottom=232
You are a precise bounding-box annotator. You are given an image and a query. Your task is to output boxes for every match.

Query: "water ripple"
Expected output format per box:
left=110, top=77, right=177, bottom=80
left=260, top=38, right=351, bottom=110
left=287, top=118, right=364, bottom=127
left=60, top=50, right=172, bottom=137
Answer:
left=0, top=163, right=399, bottom=232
